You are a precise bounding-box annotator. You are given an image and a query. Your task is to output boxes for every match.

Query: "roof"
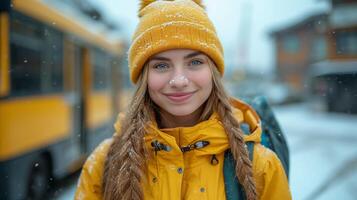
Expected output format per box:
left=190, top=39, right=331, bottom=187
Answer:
left=13, top=0, right=124, bottom=55
left=330, top=3, right=357, bottom=28
left=270, top=13, right=328, bottom=37
left=309, top=60, right=357, bottom=76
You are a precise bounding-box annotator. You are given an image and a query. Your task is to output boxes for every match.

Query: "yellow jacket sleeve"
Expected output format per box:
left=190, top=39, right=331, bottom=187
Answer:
left=74, top=139, right=112, bottom=200
left=253, top=144, right=292, bottom=200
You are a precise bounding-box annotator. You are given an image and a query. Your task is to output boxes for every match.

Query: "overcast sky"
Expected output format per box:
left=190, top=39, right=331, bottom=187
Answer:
left=89, top=0, right=330, bottom=73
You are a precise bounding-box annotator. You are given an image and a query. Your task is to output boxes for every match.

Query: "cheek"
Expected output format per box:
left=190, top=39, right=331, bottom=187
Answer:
left=192, top=68, right=213, bottom=89
left=148, top=71, right=168, bottom=93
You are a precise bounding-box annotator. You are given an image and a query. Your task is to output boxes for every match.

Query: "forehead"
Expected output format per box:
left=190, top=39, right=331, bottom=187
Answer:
left=151, top=49, right=204, bottom=59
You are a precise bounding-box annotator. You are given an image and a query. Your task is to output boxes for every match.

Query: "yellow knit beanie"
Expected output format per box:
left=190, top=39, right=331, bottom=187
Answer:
left=128, top=0, right=224, bottom=83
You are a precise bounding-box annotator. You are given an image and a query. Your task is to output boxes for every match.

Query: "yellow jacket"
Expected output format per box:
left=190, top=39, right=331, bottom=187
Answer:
left=75, top=99, right=292, bottom=200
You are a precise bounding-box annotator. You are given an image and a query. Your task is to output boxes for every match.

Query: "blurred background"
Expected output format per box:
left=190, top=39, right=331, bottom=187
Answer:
left=0, top=0, right=356, bottom=199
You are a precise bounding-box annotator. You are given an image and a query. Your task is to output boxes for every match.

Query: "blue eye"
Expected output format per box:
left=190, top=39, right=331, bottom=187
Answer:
left=190, top=59, right=203, bottom=66
left=153, top=63, right=169, bottom=71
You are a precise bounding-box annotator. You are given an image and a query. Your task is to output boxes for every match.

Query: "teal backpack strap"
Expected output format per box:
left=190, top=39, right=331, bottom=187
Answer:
left=224, top=141, right=254, bottom=200
left=246, top=141, right=254, bottom=160
left=224, top=150, right=246, bottom=200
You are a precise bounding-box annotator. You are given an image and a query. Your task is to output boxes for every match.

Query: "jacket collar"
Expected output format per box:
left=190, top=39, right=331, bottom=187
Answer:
left=113, top=97, right=262, bottom=154
left=145, top=112, right=229, bottom=156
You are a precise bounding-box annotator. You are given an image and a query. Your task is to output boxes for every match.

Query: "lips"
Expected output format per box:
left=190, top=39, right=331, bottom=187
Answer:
left=164, top=91, right=195, bottom=103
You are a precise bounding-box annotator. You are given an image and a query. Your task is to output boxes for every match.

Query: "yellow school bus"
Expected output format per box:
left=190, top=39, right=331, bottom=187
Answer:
left=0, top=0, right=125, bottom=199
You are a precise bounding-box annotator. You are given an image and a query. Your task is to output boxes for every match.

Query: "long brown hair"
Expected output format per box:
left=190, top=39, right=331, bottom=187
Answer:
left=102, top=59, right=257, bottom=200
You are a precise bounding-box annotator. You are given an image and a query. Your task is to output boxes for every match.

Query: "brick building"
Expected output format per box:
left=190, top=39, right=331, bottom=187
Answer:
left=271, top=0, right=357, bottom=113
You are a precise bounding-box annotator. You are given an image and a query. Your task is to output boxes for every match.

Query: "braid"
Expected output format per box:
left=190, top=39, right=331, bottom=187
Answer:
left=208, top=65, right=257, bottom=200
left=217, top=100, right=257, bottom=200
left=102, top=67, right=154, bottom=200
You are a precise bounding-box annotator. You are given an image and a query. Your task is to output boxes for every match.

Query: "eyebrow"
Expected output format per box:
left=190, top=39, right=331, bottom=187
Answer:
left=184, top=51, right=202, bottom=59
left=150, top=56, right=170, bottom=61
left=150, top=51, right=203, bottom=61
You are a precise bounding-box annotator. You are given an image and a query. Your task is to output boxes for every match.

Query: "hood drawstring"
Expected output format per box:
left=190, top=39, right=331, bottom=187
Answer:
left=180, top=140, right=210, bottom=153
left=210, top=154, right=219, bottom=165
left=151, top=140, right=172, bottom=155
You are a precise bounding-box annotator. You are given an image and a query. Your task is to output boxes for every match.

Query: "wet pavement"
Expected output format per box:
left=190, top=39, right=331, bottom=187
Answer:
left=48, top=171, right=78, bottom=200
left=52, top=103, right=357, bottom=200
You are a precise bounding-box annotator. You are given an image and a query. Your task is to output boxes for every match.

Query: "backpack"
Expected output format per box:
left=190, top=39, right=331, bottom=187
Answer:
left=224, top=96, right=290, bottom=200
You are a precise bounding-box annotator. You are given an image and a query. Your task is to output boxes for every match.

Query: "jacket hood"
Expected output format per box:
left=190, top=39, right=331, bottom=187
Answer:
left=230, top=97, right=262, bottom=143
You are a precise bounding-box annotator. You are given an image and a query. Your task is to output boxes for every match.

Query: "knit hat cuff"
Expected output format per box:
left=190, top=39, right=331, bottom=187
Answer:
left=129, top=21, right=224, bottom=83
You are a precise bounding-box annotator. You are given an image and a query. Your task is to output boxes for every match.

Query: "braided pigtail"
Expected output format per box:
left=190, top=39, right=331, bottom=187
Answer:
left=217, top=97, right=257, bottom=200
left=102, top=66, right=154, bottom=200
left=206, top=63, right=257, bottom=200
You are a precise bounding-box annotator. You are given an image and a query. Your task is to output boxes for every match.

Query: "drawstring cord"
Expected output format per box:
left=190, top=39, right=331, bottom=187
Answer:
left=210, top=154, right=219, bottom=165
left=151, top=140, right=172, bottom=155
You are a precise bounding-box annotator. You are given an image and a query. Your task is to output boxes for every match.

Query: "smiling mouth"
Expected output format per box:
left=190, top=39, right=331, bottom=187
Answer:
left=164, top=91, right=196, bottom=103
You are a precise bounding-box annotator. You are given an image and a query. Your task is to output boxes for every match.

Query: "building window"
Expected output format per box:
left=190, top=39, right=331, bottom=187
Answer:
left=311, top=36, right=327, bottom=61
left=282, top=34, right=300, bottom=53
left=335, top=30, right=357, bottom=56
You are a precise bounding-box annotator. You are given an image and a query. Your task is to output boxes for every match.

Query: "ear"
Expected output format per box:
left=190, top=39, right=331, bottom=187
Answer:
left=139, top=0, right=156, bottom=12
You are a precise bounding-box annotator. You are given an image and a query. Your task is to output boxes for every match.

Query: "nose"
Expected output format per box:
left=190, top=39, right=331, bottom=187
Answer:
left=168, top=74, right=189, bottom=88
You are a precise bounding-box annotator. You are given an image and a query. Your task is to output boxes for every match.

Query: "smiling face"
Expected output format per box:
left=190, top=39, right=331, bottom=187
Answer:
left=147, top=49, right=213, bottom=125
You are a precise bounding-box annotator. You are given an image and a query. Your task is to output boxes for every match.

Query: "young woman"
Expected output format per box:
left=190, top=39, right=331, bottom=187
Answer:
left=75, top=1, right=291, bottom=200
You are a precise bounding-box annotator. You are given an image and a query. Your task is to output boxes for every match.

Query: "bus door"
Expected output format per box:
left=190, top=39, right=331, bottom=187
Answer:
left=63, top=39, right=87, bottom=168
left=72, top=44, right=89, bottom=155
left=76, top=46, right=88, bottom=155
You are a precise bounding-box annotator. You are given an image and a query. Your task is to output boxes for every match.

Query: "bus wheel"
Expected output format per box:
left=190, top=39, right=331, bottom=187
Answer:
left=27, top=156, right=50, bottom=200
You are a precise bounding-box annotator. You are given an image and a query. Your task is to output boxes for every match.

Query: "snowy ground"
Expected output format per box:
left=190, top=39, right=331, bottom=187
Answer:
left=53, top=103, right=357, bottom=200
left=273, top=103, right=357, bottom=200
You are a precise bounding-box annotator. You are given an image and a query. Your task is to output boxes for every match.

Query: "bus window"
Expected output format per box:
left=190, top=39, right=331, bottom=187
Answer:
left=91, top=48, right=110, bottom=91
left=9, top=11, right=63, bottom=97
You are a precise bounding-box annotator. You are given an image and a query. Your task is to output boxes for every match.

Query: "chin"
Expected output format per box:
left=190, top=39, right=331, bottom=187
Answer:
left=165, top=106, right=200, bottom=117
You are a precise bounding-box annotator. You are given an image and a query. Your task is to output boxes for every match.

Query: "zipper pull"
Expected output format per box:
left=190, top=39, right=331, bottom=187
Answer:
left=194, top=140, right=210, bottom=149
left=181, top=140, right=210, bottom=153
